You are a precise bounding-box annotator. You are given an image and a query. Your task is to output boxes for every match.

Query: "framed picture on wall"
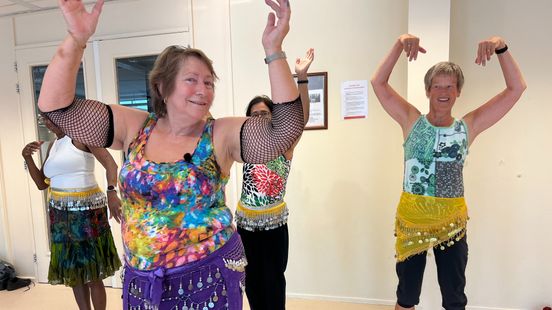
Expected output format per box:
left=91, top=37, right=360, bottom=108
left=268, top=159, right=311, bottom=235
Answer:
left=294, top=71, right=328, bottom=130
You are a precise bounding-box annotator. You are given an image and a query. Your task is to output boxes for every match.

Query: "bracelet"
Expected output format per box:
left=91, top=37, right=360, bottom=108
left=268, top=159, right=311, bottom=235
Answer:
left=297, top=79, right=309, bottom=84
left=495, top=44, right=508, bottom=55
left=67, top=30, right=87, bottom=50
left=264, top=51, right=286, bottom=64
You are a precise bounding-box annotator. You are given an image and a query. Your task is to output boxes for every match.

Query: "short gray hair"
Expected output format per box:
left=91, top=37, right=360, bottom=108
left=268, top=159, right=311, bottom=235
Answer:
left=424, top=61, right=464, bottom=92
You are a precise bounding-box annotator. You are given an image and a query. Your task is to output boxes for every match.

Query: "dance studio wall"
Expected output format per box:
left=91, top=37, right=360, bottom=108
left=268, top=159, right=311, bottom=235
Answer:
left=0, top=0, right=549, bottom=308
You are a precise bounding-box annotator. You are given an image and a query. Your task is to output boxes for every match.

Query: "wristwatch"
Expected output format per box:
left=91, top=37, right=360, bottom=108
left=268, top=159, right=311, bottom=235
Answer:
left=107, top=185, right=117, bottom=193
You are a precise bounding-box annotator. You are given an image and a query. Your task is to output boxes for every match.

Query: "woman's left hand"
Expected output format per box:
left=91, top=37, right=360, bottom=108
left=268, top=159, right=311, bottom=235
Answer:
left=476, top=36, right=506, bottom=66
left=295, top=48, right=314, bottom=77
left=262, top=0, right=291, bottom=55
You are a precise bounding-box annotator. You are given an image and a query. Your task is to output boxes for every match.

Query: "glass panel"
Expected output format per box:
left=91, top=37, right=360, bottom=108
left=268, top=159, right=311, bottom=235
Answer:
left=32, top=65, right=86, bottom=160
left=30, top=64, right=86, bottom=244
left=115, top=55, right=158, bottom=112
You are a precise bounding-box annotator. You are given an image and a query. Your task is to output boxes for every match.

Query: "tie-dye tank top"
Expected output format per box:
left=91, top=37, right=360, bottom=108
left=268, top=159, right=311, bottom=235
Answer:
left=120, top=114, right=234, bottom=270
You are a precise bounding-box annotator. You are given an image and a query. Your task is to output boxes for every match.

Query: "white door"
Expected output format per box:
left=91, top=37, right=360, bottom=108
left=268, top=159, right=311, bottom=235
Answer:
left=16, top=45, right=97, bottom=283
left=16, top=31, right=190, bottom=286
left=93, top=32, right=190, bottom=287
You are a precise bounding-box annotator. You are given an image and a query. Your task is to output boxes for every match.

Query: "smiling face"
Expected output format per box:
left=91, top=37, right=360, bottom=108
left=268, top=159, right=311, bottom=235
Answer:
left=426, top=74, right=460, bottom=113
left=164, top=56, right=215, bottom=120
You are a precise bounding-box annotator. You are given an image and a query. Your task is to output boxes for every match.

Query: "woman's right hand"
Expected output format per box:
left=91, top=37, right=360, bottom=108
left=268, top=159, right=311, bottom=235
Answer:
left=22, top=141, right=44, bottom=158
left=399, top=34, right=427, bottom=61
left=58, top=0, right=104, bottom=46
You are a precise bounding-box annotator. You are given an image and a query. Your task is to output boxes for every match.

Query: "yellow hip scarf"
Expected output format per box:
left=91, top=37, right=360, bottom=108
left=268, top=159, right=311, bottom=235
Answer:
left=395, top=192, right=469, bottom=262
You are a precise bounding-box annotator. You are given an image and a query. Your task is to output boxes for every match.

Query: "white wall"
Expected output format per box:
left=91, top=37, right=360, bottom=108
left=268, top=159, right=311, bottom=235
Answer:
left=228, top=0, right=408, bottom=304
left=0, top=0, right=550, bottom=308
left=450, top=0, right=552, bottom=308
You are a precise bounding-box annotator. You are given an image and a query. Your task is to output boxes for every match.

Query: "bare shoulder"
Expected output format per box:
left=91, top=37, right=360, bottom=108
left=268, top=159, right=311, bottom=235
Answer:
left=212, top=116, right=248, bottom=172
left=212, top=116, right=248, bottom=140
left=109, top=104, right=149, bottom=149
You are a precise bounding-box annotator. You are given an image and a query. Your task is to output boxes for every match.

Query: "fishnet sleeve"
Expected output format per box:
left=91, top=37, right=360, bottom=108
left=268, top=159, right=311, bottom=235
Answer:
left=240, top=96, right=304, bottom=163
left=42, top=98, right=114, bottom=148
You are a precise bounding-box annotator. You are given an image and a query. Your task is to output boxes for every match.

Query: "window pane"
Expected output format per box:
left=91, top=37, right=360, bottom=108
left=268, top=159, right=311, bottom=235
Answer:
left=30, top=64, right=86, bottom=245
left=115, top=55, right=158, bottom=112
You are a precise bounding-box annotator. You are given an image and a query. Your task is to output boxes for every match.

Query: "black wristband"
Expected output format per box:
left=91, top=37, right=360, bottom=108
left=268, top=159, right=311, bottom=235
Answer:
left=297, top=79, right=309, bottom=84
left=495, top=44, right=508, bottom=54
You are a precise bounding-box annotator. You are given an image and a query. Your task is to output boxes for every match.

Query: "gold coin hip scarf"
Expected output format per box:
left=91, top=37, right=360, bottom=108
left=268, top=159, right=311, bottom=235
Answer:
left=395, top=192, right=469, bottom=262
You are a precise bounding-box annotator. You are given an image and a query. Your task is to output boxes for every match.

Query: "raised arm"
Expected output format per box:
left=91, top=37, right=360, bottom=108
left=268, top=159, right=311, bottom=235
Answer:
left=88, top=146, right=122, bottom=223
left=39, top=0, right=103, bottom=111
left=38, top=0, right=147, bottom=150
left=371, top=34, right=426, bottom=137
left=263, top=0, right=299, bottom=103
left=214, top=0, right=304, bottom=172
left=22, top=141, right=49, bottom=190
left=295, top=48, right=314, bottom=125
left=463, top=36, right=527, bottom=143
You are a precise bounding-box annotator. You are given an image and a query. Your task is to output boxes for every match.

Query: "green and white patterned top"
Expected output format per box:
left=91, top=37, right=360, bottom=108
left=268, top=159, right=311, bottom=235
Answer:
left=403, top=115, right=469, bottom=198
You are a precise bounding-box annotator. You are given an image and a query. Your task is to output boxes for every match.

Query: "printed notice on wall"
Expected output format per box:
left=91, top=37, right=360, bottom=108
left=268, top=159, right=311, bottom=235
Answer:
left=341, top=80, right=368, bottom=120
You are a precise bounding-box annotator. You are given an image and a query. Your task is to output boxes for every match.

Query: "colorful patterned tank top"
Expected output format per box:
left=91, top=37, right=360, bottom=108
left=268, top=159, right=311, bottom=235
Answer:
left=403, top=115, right=469, bottom=198
left=120, top=114, right=234, bottom=270
left=236, top=155, right=291, bottom=231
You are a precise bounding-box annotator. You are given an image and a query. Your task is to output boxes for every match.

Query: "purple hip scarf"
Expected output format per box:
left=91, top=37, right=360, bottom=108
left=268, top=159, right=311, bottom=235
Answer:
left=123, top=232, right=246, bottom=310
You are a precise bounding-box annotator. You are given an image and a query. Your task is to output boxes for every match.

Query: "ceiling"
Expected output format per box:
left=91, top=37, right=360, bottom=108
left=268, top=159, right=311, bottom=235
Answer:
left=0, top=0, right=119, bottom=18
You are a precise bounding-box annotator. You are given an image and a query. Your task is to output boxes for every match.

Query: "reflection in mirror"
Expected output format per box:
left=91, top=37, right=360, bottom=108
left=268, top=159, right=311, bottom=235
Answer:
left=116, top=55, right=158, bottom=112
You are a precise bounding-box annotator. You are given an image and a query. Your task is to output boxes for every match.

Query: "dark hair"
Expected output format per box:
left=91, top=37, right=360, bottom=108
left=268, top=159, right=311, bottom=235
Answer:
left=245, top=95, right=274, bottom=116
left=424, top=61, right=464, bottom=92
left=149, top=46, right=218, bottom=118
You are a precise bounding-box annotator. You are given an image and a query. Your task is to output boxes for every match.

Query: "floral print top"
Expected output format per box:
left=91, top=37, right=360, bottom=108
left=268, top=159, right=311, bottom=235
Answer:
left=236, top=155, right=291, bottom=231
left=240, top=155, right=291, bottom=207
left=120, top=114, right=234, bottom=270
left=403, top=115, right=469, bottom=198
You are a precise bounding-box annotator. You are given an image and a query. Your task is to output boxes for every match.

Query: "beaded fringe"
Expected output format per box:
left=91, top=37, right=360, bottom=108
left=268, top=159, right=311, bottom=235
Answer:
left=49, top=186, right=106, bottom=211
left=235, top=201, right=288, bottom=231
left=395, top=192, right=469, bottom=262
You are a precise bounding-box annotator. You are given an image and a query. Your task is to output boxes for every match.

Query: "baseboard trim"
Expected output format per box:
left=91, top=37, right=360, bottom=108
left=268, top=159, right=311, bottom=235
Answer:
left=286, top=293, right=526, bottom=310
left=286, top=293, right=395, bottom=306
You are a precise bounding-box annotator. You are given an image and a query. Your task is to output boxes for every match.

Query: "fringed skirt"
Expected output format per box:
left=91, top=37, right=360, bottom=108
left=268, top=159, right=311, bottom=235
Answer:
left=48, top=185, right=121, bottom=287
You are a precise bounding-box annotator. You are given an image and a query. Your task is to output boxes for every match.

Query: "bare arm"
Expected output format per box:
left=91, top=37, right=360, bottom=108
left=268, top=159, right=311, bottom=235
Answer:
left=263, top=0, right=299, bottom=103
left=89, top=146, right=122, bottom=223
left=37, top=0, right=147, bottom=150
left=215, top=0, right=304, bottom=173
left=463, top=37, right=527, bottom=144
left=371, top=34, right=426, bottom=137
left=22, top=141, right=50, bottom=190
left=295, top=48, right=314, bottom=124
left=284, top=48, right=315, bottom=159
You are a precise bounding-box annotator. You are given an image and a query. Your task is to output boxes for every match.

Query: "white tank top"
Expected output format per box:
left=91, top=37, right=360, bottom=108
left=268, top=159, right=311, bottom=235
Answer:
left=43, top=136, right=97, bottom=189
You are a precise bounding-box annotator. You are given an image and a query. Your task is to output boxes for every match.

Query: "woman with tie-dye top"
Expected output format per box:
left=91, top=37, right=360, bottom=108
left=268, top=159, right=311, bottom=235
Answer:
left=38, top=1, right=305, bottom=309
left=237, top=48, right=313, bottom=310
left=371, top=34, right=526, bottom=310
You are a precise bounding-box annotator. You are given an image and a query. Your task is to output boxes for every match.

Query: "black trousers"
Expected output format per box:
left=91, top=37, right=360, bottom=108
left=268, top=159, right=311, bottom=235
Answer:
left=238, top=224, right=289, bottom=310
left=396, top=236, right=468, bottom=310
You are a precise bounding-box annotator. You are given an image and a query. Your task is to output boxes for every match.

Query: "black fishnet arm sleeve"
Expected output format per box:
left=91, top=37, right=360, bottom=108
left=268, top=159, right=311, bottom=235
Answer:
left=42, top=98, right=114, bottom=148
left=240, top=96, right=304, bottom=164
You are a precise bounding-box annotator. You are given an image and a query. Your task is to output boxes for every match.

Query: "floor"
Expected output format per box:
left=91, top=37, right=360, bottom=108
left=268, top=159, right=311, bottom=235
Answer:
left=0, top=283, right=394, bottom=309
